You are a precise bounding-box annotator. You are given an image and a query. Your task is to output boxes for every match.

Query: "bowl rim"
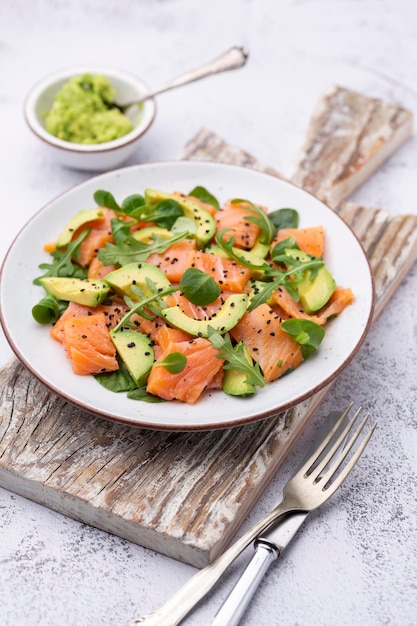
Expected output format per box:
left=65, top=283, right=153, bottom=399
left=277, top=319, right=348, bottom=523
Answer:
left=23, top=65, right=157, bottom=154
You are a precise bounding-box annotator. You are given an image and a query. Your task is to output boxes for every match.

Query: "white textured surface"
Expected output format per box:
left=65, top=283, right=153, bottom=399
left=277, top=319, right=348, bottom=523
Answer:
left=0, top=1, right=416, bottom=625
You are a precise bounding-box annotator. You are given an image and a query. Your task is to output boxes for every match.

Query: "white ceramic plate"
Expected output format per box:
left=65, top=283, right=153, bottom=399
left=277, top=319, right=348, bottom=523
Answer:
left=0, top=161, right=374, bottom=430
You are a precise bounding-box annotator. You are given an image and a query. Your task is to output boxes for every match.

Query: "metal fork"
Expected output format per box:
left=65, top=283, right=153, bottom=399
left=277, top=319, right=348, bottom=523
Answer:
left=130, top=405, right=376, bottom=626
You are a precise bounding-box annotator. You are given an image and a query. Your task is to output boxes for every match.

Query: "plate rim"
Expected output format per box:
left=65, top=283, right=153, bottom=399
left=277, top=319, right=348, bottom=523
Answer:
left=0, top=160, right=375, bottom=431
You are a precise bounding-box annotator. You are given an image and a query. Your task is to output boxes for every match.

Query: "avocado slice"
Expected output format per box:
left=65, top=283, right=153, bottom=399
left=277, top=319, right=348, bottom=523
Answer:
left=110, top=328, right=154, bottom=386
left=161, top=293, right=248, bottom=338
left=285, top=248, right=336, bottom=313
left=145, top=189, right=216, bottom=249
left=204, top=243, right=229, bottom=259
left=104, top=262, right=171, bottom=299
left=246, top=279, right=275, bottom=307
left=39, top=276, right=109, bottom=306
left=205, top=243, right=267, bottom=280
left=298, top=267, right=336, bottom=314
left=250, top=238, right=270, bottom=259
left=132, top=226, right=173, bottom=244
left=223, top=344, right=256, bottom=397
left=205, top=243, right=267, bottom=270
left=56, top=208, right=104, bottom=248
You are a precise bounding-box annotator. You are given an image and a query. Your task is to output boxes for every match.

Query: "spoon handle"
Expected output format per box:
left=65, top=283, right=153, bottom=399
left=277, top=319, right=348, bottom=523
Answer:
left=135, top=46, right=248, bottom=104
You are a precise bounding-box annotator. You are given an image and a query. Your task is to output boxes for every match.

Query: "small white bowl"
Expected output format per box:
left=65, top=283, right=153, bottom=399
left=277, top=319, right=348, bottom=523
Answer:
left=24, top=66, right=156, bottom=171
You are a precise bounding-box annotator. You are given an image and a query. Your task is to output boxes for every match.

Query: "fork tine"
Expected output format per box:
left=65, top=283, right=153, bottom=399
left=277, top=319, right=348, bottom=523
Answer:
left=318, top=421, right=377, bottom=499
left=298, top=403, right=354, bottom=476
left=314, top=410, right=369, bottom=485
left=309, top=407, right=365, bottom=483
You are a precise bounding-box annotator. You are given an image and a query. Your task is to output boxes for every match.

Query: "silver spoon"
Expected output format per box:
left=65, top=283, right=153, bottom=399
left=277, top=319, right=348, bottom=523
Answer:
left=113, top=46, right=249, bottom=112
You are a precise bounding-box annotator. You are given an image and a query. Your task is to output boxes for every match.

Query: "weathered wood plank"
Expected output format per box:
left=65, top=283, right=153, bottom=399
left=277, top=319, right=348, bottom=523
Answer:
left=290, top=85, right=413, bottom=208
left=0, top=359, right=316, bottom=567
left=178, top=127, right=282, bottom=177
left=0, top=89, right=415, bottom=567
left=336, top=203, right=417, bottom=312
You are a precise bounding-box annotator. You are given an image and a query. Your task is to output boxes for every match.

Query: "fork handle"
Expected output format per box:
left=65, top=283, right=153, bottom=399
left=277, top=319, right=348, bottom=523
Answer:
left=130, top=501, right=292, bottom=626
left=211, top=543, right=278, bottom=626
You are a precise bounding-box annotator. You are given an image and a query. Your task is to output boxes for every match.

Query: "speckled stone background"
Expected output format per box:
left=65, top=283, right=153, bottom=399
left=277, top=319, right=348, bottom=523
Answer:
left=1, top=1, right=416, bottom=625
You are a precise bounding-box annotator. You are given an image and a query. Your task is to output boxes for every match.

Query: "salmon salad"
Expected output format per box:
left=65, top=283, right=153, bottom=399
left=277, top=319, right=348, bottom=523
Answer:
left=32, top=185, right=353, bottom=405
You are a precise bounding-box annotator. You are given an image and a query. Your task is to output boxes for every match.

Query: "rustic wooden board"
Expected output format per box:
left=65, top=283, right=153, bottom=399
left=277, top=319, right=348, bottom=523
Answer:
left=0, top=92, right=415, bottom=568
left=289, top=85, right=413, bottom=209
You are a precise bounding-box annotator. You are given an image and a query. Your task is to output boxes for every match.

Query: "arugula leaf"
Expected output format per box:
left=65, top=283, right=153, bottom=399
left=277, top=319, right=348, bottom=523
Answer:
left=281, top=319, right=325, bottom=359
left=97, top=230, right=190, bottom=266
left=248, top=256, right=324, bottom=311
left=270, top=237, right=299, bottom=261
left=123, top=291, right=155, bottom=321
left=153, top=352, right=187, bottom=374
left=179, top=268, right=221, bottom=306
left=34, top=230, right=89, bottom=284
left=94, top=189, right=121, bottom=211
left=208, top=327, right=266, bottom=389
left=283, top=282, right=300, bottom=302
left=188, top=186, right=220, bottom=209
left=271, top=250, right=322, bottom=282
left=230, top=198, right=275, bottom=246
left=268, top=208, right=299, bottom=230
left=97, top=237, right=147, bottom=266
left=215, top=229, right=270, bottom=271
left=113, top=283, right=178, bottom=333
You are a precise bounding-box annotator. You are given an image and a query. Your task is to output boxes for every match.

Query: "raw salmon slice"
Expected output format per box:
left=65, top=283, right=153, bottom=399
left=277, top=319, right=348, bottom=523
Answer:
left=271, top=285, right=353, bottom=325
left=128, top=313, right=166, bottom=343
left=314, top=286, right=354, bottom=323
left=155, top=325, right=193, bottom=351
left=230, top=303, right=303, bottom=382
left=147, top=239, right=196, bottom=283
left=215, top=200, right=261, bottom=250
left=50, top=300, right=127, bottom=343
left=87, top=255, right=116, bottom=279
left=206, top=367, right=224, bottom=389
left=193, top=251, right=252, bottom=292
left=62, top=311, right=119, bottom=375
left=146, top=337, right=224, bottom=404
left=271, top=226, right=325, bottom=258
left=76, top=208, right=117, bottom=267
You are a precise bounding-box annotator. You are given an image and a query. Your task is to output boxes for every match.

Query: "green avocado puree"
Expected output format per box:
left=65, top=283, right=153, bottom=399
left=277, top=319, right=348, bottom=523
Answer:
left=44, top=74, right=134, bottom=144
